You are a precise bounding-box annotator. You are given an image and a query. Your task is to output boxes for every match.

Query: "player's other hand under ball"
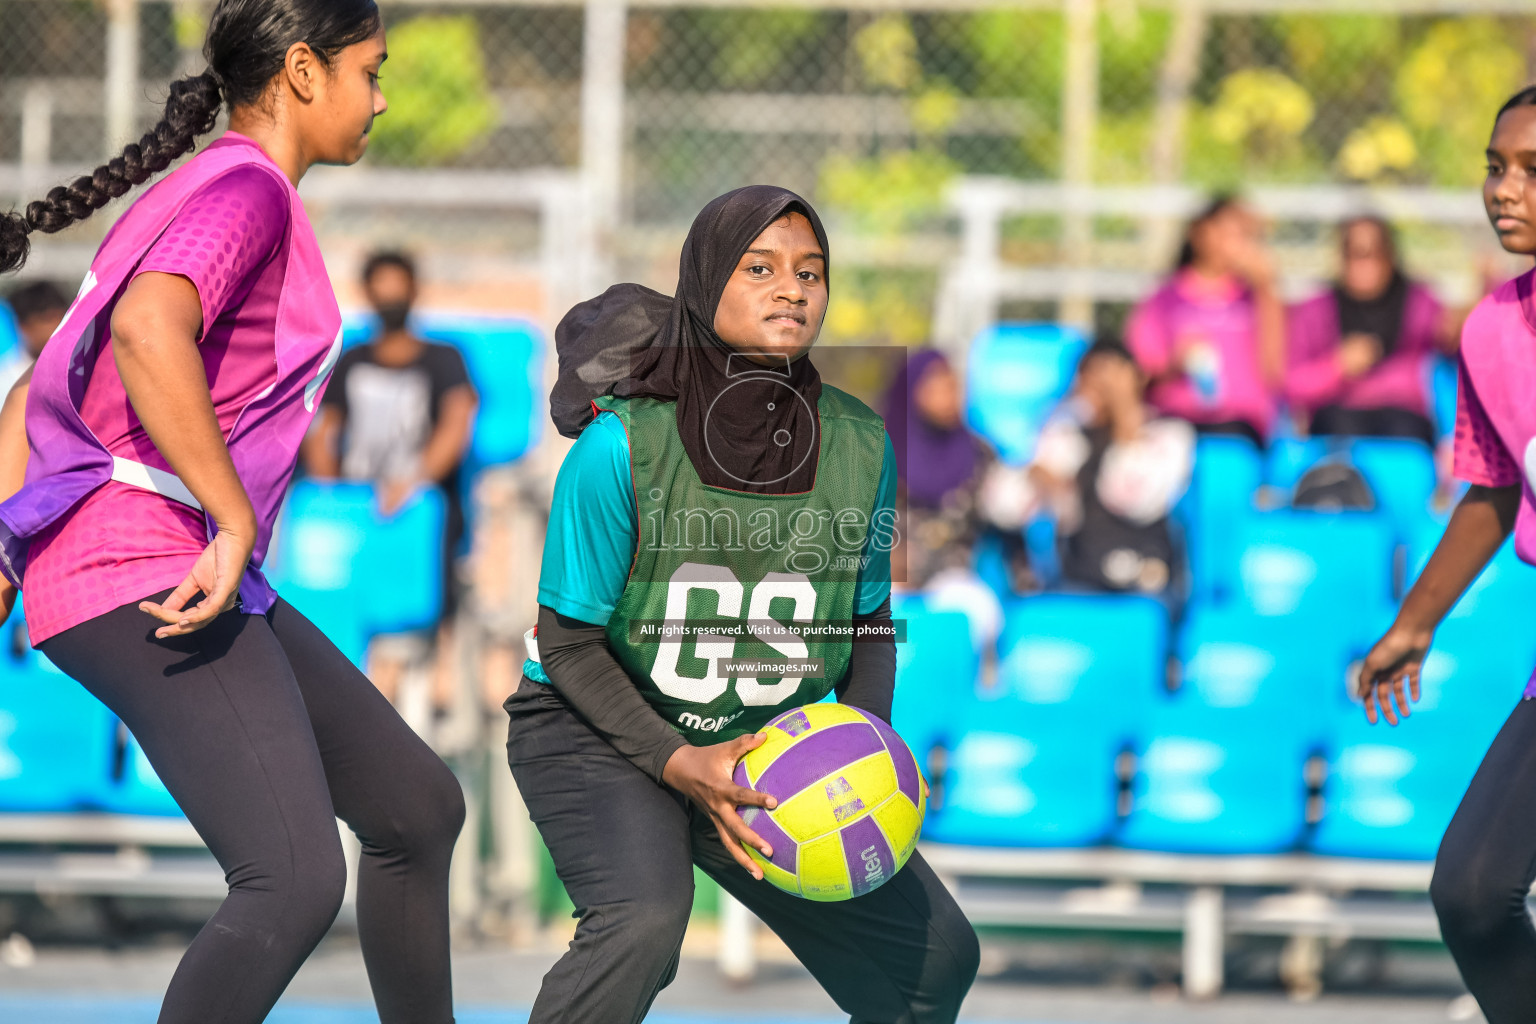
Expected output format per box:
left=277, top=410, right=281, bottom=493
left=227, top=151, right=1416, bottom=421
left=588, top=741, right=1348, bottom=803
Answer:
left=663, top=734, right=778, bottom=880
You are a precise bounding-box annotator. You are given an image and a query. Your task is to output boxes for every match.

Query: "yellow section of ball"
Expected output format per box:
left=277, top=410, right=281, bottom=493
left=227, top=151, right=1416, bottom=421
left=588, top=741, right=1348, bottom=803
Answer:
left=769, top=751, right=897, bottom=843
left=870, top=790, right=924, bottom=869
left=797, top=832, right=853, bottom=902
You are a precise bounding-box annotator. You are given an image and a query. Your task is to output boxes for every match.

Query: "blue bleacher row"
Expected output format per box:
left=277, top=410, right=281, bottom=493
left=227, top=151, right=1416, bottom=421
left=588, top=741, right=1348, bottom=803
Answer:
left=0, top=315, right=1504, bottom=866
left=899, top=552, right=1524, bottom=862
left=908, top=325, right=1511, bottom=862
left=0, top=311, right=545, bottom=817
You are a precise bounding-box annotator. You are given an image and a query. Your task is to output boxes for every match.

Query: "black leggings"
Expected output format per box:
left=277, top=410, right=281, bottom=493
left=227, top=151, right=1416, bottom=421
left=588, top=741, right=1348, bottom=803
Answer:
left=40, top=593, right=465, bottom=1024
left=505, top=677, right=980, bottom=1024
left=1432, top=698, right=1536, bottom=1023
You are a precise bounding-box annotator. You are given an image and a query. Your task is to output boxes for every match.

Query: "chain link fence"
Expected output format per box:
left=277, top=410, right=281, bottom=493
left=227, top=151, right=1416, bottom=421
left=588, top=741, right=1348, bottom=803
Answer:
left=4, top=1, right=1536, bottom=335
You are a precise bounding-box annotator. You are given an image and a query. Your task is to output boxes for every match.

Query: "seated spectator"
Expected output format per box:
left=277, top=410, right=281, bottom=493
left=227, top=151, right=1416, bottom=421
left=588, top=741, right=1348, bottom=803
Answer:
left=0, top=281, right=68, bottom=393
left=1285, top=216, right=1452, bottom=447
left=302, top=251, right=478, bottom=704
left=1021, top=338, right=1194, bottom=596
left=883, top=349, right=1030, bottom=593
left=1127, top=196, right=1285, bottom=446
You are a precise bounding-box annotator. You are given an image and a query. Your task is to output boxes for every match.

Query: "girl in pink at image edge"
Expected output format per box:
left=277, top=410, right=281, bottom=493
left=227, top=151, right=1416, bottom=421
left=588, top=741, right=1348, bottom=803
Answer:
left=1358, top=86, right=1536, bottom=1024
left=0, top=3, right=462, bottom=1023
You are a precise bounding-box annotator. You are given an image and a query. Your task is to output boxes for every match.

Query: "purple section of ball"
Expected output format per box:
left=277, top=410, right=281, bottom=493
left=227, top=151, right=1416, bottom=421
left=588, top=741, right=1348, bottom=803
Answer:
left=737, top=804, right=798, bottom=875
left=840, top=815, right=896, bottom=897
left=853, top=708, right=922, bottom=807
left=733, top=759, right=752, bottom=791
left=753, top=722, right=885, bottom=802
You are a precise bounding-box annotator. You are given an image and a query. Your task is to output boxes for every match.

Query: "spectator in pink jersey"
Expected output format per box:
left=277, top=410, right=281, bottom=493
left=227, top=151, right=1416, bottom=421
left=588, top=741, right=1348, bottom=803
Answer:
left=1358, top=86, right=1536, bottom=1022
left=1127, top=196, right=1286, bottom=446
left=1285, top=216, right=1455, bottom=446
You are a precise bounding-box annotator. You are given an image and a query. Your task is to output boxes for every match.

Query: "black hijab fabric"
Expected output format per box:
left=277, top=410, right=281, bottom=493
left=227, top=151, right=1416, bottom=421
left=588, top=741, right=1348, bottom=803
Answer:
left=1335, top=271, right=1410, bottom=358
left=551, top=185, right=830, bottom=494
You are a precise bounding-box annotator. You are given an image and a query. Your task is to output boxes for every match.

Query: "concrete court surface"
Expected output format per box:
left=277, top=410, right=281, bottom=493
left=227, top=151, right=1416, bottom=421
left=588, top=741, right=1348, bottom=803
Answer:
left=0, top=936, right=1489, bottom=1024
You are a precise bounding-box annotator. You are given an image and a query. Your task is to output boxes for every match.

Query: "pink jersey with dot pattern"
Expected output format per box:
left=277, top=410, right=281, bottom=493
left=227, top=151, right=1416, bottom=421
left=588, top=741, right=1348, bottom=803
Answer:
left=1450, top=270, right=1536, bottom=698
left=22, top=164, right=289, bottom=644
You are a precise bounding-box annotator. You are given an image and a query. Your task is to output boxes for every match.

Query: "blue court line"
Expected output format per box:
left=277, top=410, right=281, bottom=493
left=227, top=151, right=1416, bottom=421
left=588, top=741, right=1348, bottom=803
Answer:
left=0, top=996, right=844, bottom=1024
left=0, top=994, right=1045, bottom=1024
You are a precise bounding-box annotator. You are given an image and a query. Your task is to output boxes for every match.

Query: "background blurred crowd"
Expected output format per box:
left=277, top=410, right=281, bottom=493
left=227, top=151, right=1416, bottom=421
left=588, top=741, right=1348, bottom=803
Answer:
left=0, top=195, right=1486, bottom=716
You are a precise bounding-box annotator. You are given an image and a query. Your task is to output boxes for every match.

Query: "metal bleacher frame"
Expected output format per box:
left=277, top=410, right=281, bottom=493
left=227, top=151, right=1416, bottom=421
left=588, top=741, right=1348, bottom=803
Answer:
left=920, top=843, right=1438, bottom=999
left=0, top=813, right=223, bottom=900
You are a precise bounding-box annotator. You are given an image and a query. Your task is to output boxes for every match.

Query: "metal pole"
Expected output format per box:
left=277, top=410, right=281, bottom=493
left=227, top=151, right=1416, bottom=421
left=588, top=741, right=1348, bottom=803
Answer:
left=1146, top=0, right=1208, bottom=265
left=718, top=892, right=758, bottom=982
left=1183, top=885, right=1225, bottom=998
left=20, top=85, right=55, bottom=198
left=104, top=0, right=142, bottom=157
left=581, top=0, right=627, bottom=280
left=1059, top=0, right=1099, bottom=330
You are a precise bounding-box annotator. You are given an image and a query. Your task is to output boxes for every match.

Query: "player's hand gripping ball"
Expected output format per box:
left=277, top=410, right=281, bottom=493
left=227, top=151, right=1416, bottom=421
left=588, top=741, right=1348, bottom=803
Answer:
left=733, top=703, right=927, bottom=901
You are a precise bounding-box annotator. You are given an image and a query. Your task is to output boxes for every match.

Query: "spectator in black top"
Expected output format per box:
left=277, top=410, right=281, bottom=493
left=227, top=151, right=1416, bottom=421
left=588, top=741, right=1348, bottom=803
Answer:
left=303, top=251, right=478, bottom=704
left=1022, top=337, right=1194, bottom=597
left=1, top=280, right=68, bottom=393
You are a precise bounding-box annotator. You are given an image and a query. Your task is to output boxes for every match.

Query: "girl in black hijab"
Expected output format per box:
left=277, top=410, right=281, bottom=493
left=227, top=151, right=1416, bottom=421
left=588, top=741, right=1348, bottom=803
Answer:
left=510, top=186, right=979, bottom=1023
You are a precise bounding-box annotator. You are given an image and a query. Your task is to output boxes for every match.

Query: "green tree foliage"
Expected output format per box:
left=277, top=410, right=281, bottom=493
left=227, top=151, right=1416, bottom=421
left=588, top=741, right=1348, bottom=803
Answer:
left=366, top=16, right=498, bottom=167
left=686, top=8, right=826, bottom=90
left=1395, top=18, right=1526, bottom=186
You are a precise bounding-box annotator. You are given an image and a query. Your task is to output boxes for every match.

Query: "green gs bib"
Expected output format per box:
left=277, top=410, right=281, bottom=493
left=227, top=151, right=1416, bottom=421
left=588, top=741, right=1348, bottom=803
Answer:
left=596, top=386, right=886, bottom=744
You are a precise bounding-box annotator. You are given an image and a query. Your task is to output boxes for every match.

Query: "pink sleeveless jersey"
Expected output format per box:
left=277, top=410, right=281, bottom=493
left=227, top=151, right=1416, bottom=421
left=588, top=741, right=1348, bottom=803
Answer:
left=0, top=133, right=343, bottom=644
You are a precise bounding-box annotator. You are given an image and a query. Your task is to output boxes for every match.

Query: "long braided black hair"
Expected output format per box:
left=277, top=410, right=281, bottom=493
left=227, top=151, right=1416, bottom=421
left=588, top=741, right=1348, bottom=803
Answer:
left=0, top=0, right=380, bottom=275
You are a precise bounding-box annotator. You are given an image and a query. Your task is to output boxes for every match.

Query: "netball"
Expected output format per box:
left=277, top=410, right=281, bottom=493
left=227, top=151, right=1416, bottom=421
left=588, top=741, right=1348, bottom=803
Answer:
left=733, top=702, right=926, bottom=902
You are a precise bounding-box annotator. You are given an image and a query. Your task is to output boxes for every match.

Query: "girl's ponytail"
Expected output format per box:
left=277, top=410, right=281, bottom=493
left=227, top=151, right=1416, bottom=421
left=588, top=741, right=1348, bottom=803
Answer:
left=1, top=0, right=381, bottom=277
left=0, top=70, right=223, bottom=275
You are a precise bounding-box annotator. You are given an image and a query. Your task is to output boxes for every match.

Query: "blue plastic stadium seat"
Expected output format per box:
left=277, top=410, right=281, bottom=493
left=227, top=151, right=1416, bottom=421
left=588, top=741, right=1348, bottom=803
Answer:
left=1264, top=437, right=1331, bottom=495
left=0, top=301, right=19, bottom=360
left=1311, top=697, right=1507, bottom=861
left=101, top=727, right=183, bottom=817
left=1349, top=438, right=1438, bottom=541
left=891, top=594, right=976, bottom=776
left=1185, top=436, right=1263, bottom=601
left=364, top=487, right=447, bottom=635
left=1233, top=509, right=1395, bottom=618
left=1120, top=700, right=1310, bottom=854
left=265, top=481, right=372, bottom=664
left=925, top=696, right=1121, bottom=848
left=963, top=324, right=1086, bottom=466
left=0, top=635, right=115, bottom=813
left=418, top=315, right=543, bottom=471
left=1176, top=604, right=1356, bottom=736
left=1431, top=356, right=1458, bottom=442
left=996, top=593, right=1167, bottom=741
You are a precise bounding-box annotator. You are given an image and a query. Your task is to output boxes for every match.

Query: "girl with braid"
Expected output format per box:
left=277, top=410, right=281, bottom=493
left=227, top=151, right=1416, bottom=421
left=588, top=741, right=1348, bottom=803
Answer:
left=510, top=186, right=979, bottom=1024
left=0, top=3, right=463, bottom=1022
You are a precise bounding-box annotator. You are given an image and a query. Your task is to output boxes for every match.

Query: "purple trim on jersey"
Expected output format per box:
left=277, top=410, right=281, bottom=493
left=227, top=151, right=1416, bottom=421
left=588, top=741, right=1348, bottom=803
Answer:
left=751, top=722, right=884, bottom=802
left=854, top=708, right=922, bottom=807
left=840, top=815, right=895, bottom=897
left=0, top=133, right=342, bottom=609
left=738, top=805, right=797, bottom=876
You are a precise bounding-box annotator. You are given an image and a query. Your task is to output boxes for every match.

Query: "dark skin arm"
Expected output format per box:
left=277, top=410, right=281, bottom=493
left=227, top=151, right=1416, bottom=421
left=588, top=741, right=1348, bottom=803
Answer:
left=1357, top=483, right=1520, bottom=724
left=536, top=605, right=778, bottom=880
left=111, top=272, right=258, bottom=638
